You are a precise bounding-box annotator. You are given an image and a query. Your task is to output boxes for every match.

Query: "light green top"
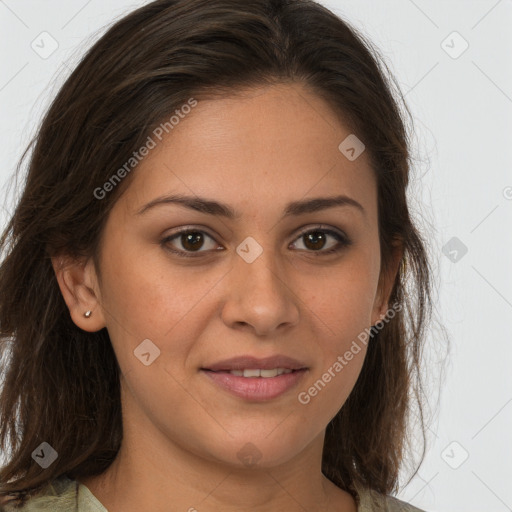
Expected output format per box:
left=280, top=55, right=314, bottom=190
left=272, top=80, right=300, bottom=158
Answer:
left=1, top=476, right=425, bottom=511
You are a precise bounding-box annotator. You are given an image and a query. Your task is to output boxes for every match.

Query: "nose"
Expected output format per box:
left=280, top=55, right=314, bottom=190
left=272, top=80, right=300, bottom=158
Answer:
left=220, top=244, right=300, bottom=337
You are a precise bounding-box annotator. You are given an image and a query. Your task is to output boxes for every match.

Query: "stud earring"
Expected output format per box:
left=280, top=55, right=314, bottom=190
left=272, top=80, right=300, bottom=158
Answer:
left=84, top=310, right=92, bottom=318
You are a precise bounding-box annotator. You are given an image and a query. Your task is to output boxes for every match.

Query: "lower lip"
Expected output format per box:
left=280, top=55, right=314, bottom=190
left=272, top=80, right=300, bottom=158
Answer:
left=201, top=369, right=308, bottom=401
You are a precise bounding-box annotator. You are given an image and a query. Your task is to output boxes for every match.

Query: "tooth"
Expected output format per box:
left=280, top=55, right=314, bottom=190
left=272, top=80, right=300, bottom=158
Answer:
left=260, top=368, right=278, bottom=378
left=229, top=368, right=295, bottom=377
left=243, top=369, right=261, bottom=378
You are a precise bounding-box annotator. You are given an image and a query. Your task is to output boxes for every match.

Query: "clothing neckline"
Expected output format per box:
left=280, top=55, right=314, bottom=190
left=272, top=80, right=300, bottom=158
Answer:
left=76, top=480, right=109, bottom=512
left=75, top=479, right=366, bottom=512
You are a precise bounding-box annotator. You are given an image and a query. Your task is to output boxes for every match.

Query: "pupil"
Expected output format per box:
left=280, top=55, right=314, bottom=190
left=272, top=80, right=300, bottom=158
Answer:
left=182, top=232, right=203, bottom=251
left=305, top=232, right=325, bottom=250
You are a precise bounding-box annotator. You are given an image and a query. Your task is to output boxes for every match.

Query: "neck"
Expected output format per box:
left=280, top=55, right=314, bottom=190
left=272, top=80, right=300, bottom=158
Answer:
left=79, top=429, right=357, bottom=512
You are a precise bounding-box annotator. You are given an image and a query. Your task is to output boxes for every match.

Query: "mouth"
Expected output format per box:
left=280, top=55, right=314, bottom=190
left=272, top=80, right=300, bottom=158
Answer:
left=200, top=367, right=308, bottom=401
left=200, top=354, right=309, bottom=401
left=202, top=354, right=308, bottom=373
left=203, top=368, right=300, bottom=377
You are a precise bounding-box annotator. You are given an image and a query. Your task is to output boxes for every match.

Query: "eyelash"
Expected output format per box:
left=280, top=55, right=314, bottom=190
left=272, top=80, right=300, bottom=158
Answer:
left=160, top=225, right=352, bottom=259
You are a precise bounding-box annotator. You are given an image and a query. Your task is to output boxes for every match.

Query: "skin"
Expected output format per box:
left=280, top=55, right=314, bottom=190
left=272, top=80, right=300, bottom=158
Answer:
left=54, top=82, right=402, bottom=512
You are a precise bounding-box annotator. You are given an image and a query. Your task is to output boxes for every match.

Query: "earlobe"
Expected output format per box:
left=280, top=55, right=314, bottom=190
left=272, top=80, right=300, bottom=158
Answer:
left=51, top=255, right=106, bottom=332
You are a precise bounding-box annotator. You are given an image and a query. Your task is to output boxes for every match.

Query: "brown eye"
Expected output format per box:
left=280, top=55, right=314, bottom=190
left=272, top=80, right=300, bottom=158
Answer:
left=180, top=232, right=205, bottom=251
left=303, top=231, right=327, bottom=250
left=291, top=227, right=351, bottom=255
left=161, top=229, right=220, bottom=257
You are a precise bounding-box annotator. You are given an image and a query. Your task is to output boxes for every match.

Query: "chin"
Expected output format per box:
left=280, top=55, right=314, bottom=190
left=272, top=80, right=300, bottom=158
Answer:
left=203, top=434, right=308, bottom=470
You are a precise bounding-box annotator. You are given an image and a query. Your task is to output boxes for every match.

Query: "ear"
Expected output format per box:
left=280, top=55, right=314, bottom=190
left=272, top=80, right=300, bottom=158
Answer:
left=51, top=255, right=106, bottom=332
left=371, top=239, right=404, bottom=326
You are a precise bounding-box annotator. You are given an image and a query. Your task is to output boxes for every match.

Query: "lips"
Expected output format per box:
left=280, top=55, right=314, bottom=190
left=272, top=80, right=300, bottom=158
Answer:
left=202, top=368, right=308, bottom=401
left=202, top=354, right=308, bottom=372
left=200, top=354, right=309, bottom=401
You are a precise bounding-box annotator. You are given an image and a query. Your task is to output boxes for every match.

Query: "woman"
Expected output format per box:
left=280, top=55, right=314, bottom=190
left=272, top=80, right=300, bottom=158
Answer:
left=0, top=0, right=433, bottom=510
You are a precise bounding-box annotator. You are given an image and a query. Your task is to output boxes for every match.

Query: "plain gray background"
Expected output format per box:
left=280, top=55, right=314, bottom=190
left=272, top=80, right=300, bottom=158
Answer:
left=1, top=1, right=511, bottom=511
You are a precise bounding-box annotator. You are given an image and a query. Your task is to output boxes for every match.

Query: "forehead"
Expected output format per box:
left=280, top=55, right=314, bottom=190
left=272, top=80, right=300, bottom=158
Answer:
left=118, top=83, right=376, bottom=221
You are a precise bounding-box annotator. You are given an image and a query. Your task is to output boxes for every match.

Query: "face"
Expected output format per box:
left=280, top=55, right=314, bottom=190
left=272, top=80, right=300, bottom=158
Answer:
left=68, top=83, right=395, bottom=469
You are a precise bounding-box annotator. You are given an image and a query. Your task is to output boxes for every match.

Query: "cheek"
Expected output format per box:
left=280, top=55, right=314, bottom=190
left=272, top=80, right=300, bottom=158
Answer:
left=98, top=233, right=205, bottom=325
left=96, top=236, right=218, bottom=375
left=304, top=246, right=380, bottom=337
left=296, top=246, right=379, bottom=406
left=295, top=265, right=376, bottom=419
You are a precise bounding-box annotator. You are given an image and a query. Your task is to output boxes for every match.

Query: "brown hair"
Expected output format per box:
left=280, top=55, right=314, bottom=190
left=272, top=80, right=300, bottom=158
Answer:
left=0, top=0, right=435, bottom=505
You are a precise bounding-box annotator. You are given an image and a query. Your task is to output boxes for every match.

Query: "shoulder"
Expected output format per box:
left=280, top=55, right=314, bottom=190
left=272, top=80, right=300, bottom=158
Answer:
left=354, top=482, right=426, bottom=512
left=0, top=477, right=78, bottom=512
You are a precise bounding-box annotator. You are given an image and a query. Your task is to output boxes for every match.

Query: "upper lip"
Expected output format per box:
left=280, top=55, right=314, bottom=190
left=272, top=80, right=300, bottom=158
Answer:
left=202, top=355, right=308, bottom=372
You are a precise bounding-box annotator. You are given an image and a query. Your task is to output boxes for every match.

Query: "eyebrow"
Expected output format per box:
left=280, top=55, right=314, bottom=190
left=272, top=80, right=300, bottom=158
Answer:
left=136, top=193, right=365, bottom=219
